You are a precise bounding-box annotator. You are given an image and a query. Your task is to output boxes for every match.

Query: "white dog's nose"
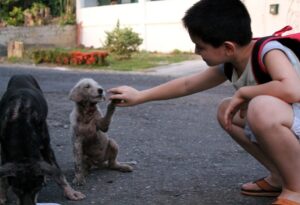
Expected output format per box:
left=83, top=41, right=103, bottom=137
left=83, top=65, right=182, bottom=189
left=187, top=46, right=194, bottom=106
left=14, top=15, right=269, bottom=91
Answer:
left=98, top=88, right=104, bottom=95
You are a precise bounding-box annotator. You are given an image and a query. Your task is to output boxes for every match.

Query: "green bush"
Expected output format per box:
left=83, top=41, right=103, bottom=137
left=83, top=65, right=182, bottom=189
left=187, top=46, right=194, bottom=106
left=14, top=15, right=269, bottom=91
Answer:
left=0, top=0, right=75, bottom=26
left=104, top=21, right=143, bottom=59
left=6, top=7, right=24, bottom=26
left=59, top=13, right=76, bottom=25
left=24, top=3, right=51, bottom=26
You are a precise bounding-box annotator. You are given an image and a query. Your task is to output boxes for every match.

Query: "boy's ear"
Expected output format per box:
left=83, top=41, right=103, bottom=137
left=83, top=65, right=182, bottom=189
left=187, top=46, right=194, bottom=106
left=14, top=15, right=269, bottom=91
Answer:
left=223, top=41, right=236, bottom=56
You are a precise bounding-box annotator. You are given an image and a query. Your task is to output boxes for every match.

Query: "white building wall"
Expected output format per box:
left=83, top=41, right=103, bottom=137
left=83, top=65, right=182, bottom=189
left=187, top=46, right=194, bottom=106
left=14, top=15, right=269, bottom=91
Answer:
left=246, top=0, right=300, bottom=37
left=76, top=0, right=300, bottom=52
left=76, top=0, right=198, bottom=52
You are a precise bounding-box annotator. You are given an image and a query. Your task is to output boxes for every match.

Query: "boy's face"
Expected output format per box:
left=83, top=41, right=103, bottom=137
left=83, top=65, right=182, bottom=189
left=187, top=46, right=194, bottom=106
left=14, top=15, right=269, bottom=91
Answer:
left=190, top=34, right=228, bottom=66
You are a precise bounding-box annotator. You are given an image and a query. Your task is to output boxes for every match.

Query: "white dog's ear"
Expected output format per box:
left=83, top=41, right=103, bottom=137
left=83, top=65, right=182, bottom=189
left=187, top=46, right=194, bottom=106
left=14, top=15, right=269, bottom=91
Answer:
left=69, top=86, right=83, bottom=102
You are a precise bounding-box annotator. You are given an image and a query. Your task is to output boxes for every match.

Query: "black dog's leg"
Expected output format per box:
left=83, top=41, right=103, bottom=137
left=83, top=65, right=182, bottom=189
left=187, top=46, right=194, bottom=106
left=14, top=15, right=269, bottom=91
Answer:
left=0, top=178, right=8, bottom=205
left=40, top=123, right=85, bottom=201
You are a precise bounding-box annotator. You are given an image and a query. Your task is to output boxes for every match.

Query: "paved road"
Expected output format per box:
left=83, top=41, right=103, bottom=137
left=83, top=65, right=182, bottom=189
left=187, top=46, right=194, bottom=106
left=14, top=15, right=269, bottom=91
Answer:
left=0, top=64, right=273, bottom=205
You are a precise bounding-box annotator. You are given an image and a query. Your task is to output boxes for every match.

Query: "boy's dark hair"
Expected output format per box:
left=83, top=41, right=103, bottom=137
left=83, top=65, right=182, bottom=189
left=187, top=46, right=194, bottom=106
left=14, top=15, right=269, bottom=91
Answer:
left=182, top=0, right=252, bottom=47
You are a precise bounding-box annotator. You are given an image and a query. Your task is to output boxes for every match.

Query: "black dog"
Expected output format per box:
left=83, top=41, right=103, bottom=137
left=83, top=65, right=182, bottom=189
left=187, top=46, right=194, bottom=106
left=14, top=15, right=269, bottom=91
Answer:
left=0, top=75, right=85, bottom=205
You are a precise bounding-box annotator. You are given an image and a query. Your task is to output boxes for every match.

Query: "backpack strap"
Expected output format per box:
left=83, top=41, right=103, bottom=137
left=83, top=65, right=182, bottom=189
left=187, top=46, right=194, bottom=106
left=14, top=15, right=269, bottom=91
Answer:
left=252, top=26, right=300, bottom=84
left=251, top=36, right=273, bottom=84
left=223, top=62, right=233, bottom=81
left=223, top=26, right=300, bottom=84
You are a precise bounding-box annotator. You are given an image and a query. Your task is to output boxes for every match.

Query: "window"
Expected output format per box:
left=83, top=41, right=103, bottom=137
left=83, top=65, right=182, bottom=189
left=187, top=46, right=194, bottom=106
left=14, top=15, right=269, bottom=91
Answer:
left=98, top=0, right=138, bottom=6
left=121, top=0, right=138, bottom=3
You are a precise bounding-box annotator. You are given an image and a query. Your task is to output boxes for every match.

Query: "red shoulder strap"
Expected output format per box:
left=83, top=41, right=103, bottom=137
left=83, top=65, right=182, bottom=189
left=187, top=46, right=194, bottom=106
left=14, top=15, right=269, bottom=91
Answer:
left=224, top=26, right=300, bottom=83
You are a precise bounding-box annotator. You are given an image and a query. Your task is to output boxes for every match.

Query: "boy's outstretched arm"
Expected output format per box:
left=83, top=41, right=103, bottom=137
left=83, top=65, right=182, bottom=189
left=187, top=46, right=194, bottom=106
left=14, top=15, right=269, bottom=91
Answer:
left=108, top=66, right=227, bottom=107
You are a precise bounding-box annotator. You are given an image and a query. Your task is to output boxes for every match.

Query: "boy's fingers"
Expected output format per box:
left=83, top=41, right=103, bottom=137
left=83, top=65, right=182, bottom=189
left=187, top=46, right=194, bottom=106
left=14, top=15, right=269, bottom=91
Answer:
left=108, top=87, right=121, bottom=94
left=108, top=86, right=129, bottom=94
left=109, top=93, right=123, bottom=100
left=107, top=87, right=125, bottom=100
left=224, top=108, right=233, bottom=130
left=106, top=91, right=127, bottom=106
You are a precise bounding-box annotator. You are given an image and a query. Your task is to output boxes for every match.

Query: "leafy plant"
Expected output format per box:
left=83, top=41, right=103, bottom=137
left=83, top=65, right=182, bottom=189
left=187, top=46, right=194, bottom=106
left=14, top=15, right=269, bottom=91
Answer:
left=6, top=7, right=24, bottom=26
left=0, top=0, right=76, bottom=26
left=104, top=21, right=143, bottom=59
left=59, top=12, right=75, bottom=25
left=23, top=2, right=51, bottom=26
left=0, top=0, right=43, bottom=20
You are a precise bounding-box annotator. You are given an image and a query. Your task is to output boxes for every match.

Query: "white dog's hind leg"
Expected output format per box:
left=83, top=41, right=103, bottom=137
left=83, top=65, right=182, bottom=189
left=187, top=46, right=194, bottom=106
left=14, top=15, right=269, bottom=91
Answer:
left=107, top=139, right=133, bottom=172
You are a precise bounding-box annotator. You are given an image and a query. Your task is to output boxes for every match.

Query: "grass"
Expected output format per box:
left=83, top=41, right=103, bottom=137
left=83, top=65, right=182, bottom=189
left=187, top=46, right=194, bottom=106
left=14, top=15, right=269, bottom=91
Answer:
left=100, top=51, right=198, bottom=71
left=6, top=48, right=199, bottom=72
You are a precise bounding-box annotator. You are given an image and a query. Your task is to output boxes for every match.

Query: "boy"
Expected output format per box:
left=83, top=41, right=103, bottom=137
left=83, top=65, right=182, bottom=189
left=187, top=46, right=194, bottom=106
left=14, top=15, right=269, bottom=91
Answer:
left=109, top=0, right=300, bottom=204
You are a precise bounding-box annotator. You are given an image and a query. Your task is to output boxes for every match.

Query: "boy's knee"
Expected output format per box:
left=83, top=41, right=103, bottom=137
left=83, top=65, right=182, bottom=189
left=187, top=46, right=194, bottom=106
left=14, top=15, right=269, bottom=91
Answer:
left=247, top=95, right=275, bottom=128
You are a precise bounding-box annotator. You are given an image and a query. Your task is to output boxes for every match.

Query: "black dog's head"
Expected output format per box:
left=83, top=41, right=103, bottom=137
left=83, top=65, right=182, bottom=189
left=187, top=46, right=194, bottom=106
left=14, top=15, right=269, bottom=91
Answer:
left=0, top=95, right=59, bottom=205
left=0, top=161, right=60, bottom=205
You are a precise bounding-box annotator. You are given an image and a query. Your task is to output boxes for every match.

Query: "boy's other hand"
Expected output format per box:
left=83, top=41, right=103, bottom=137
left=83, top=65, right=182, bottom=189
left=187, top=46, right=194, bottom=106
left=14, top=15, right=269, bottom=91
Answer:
left=224, top=95, right=245, bottom=131
left=108, top=86, right=141, bottom=107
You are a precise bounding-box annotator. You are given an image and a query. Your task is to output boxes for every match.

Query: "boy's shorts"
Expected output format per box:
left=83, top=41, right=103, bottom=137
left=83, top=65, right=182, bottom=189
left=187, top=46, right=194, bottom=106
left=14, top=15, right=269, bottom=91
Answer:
left=244, top=103, right=300, bottom=142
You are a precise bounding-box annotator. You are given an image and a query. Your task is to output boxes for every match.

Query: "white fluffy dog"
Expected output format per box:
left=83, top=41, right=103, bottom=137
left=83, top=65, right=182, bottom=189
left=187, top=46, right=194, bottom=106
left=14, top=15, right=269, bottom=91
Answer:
left=69, top=78, right=133, bottom=186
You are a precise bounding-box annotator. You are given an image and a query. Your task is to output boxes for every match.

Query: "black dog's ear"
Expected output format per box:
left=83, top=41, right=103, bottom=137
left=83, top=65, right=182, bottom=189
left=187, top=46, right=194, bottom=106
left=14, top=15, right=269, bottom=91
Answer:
left=69, top=86, right=83, bottom=102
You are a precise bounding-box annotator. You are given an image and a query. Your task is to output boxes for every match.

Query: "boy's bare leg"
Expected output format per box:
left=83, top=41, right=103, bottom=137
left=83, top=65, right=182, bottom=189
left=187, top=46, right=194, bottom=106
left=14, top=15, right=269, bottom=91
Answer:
left=247, top=96, right=300, bottom=201
left=217, top=98, right=281, bottom=190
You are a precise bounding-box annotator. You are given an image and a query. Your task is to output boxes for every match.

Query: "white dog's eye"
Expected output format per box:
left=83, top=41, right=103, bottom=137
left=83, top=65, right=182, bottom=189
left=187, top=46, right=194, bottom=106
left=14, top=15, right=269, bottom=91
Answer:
left=84, top=84, right=90, bottom=89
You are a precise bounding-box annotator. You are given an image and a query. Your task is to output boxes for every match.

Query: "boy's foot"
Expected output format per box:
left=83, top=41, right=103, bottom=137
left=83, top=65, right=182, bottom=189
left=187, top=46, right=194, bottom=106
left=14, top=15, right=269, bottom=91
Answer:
left=241, top=177, right=282, bottom=197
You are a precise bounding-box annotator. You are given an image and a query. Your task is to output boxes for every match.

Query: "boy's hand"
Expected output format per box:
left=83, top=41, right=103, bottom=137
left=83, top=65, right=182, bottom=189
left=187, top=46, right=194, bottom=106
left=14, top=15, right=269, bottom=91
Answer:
left=108, top=86, right=141, bottom=107
left=239, top=104, right=248, bottom=119
left=224, top=93, right=245, bottom=131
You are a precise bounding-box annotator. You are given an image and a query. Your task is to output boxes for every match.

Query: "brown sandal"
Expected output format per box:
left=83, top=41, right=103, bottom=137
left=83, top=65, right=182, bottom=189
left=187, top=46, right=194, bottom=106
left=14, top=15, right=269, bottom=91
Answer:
left=272, top=198, right=300, bottom=205
left=241, top=177, right=281, bottom=197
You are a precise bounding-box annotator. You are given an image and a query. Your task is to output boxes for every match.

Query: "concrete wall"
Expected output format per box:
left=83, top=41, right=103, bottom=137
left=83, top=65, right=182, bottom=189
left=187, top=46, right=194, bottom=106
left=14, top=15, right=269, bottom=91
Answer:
left=0, top=25, right=76, bottom=56
left=246, top=0, right=300, bottom=36
left=76, top=0, right=300, bottom=52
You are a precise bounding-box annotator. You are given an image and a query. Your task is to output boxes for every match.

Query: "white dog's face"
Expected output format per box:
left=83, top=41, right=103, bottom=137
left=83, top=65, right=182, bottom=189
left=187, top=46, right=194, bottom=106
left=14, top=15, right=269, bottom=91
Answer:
left=69, top=78, right=105, bottom=103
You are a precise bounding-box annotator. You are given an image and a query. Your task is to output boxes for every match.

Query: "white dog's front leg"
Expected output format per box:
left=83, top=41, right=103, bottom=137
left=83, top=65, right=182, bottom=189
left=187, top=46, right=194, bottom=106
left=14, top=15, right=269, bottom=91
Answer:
left=97, top=102, right=115, bottom=132
left=72, top=134, right=85, bottom=186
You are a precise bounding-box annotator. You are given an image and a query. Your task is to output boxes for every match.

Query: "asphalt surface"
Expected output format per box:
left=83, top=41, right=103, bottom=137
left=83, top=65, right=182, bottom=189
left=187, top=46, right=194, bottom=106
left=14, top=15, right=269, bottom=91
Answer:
left=0, top=63, right=274, bottom=205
